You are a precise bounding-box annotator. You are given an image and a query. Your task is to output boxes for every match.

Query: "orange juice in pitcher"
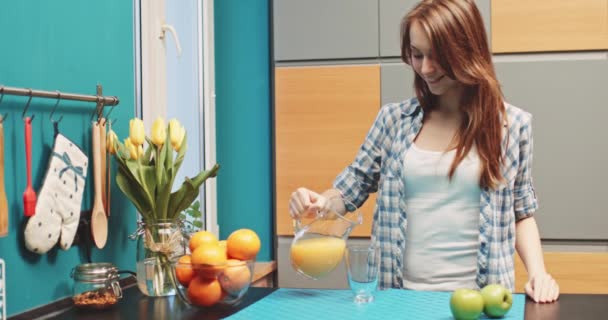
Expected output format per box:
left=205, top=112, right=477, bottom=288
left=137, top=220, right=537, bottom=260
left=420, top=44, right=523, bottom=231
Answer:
left=289, top=197, right=362, bottom=279
left=290, top=237, right=346, bottom=279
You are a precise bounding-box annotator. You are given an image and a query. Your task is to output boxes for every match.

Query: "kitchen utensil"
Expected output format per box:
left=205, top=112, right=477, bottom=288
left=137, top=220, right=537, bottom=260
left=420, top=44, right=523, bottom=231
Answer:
left=23, top=134, right=89, bottom=253
left=290, top=196, right=362, bottom=280
left=0, top=120, right=8, bottom=237
left=23, top=117, right=37, bottom=217
left=106, top=120, right=112, bottom=217
left=90, top=122, right=107, bottom=249
left=0, top=258, right=5, bottom=320
left=99, top=119, right=107, bottom=213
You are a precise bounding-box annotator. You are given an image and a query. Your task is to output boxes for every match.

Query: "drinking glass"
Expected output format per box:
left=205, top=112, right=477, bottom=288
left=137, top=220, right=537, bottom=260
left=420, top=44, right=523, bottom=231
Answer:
left=345, top=244, right=380, bottom=304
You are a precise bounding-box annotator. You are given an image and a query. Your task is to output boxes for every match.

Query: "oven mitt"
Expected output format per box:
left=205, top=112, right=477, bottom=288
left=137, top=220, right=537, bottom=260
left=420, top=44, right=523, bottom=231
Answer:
left=24, top=134, right=88, bottom=254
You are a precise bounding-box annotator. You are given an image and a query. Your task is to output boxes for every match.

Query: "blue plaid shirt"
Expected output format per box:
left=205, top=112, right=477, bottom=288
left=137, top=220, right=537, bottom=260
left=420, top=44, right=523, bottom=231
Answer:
left=334, top=98, right=538, bottom=291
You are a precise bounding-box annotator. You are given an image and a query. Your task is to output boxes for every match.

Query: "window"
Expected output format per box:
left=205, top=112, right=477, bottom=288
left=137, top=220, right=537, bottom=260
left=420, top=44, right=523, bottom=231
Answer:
left=134, top=0, right=217, bottom=234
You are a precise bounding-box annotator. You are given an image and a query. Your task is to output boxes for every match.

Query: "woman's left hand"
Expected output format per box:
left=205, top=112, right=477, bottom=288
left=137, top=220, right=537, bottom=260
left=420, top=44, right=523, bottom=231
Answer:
left=524, top=273, right=559, bottom=303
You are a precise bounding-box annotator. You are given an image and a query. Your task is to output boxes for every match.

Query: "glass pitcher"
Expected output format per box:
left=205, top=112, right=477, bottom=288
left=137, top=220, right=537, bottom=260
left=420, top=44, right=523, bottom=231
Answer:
left=290, top=196, right=363, bottom=280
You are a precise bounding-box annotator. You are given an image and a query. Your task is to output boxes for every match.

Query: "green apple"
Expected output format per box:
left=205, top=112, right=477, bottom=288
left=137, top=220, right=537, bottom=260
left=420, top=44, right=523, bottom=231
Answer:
left=480, top=284, right=513, bottom=318
left=450, top=288, right=484, bottom=320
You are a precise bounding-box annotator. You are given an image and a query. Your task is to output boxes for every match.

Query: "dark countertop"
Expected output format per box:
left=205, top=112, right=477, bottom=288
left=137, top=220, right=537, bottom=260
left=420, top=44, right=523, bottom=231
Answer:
left=13, top=283, right=608, bottom=320
left=31, top=284, right=276, bottom=320
left=524, top=294, right=608, bottom=320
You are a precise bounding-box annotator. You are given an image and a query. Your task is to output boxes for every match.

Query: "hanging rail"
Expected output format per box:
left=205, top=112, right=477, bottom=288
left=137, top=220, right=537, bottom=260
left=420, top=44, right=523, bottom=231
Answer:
left=0, top=84, right=119, bottom=106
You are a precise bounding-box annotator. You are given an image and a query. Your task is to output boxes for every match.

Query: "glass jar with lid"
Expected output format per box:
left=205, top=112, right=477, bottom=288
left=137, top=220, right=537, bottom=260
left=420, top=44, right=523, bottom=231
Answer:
left=70, top=262, right=122, bottom=309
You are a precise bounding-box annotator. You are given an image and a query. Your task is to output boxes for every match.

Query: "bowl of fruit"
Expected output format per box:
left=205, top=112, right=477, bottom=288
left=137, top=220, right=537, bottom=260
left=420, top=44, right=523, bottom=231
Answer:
left=172, top=228, right=261, bottom=307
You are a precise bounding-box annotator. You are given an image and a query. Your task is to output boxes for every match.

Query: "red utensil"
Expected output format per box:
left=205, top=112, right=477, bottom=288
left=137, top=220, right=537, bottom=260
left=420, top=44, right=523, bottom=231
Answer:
left=23, top=117, right=37, bottom=217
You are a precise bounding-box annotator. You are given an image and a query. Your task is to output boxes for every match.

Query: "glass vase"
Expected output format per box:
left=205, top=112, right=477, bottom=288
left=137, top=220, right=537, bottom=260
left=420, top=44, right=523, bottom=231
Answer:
left=133, top=219, right=186, bottom=297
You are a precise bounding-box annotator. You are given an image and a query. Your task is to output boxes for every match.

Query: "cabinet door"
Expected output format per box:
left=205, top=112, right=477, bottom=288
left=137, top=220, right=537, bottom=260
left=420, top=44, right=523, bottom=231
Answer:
left=273, top=0, right=379, bottom=61
left=275, top=65, right=381, bottom=237
left=495, top=58, right=608, bottom=239
left=381, top=62, right=416, bottom=105
left=492, top=0, right=608, bottom=53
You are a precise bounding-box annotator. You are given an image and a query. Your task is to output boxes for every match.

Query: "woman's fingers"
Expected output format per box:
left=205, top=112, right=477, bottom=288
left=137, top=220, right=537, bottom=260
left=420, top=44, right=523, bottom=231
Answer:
left=533, top=277, right=541, bottom=302
left=524, top=281, right=534, bottom=301
left=527, top=273, right=559, bottom=303
left=541, top=274, right=559, bottom=303
left=289, top=188, right=324, bottom=218
left=539, top=276, right=551, bottom=302
left=552, top=282, right=560, bottom=301
left=289, top=194, right=304, bottom=218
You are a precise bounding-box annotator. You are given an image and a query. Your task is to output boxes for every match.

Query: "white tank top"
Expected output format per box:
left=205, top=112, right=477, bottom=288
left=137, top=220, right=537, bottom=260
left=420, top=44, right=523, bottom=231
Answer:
left=402, top=143, right=481, bottom=291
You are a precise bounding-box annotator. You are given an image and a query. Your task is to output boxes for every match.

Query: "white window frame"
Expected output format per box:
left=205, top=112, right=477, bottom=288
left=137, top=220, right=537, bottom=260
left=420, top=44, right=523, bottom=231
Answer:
left=134, top=0, right=218, bottom=236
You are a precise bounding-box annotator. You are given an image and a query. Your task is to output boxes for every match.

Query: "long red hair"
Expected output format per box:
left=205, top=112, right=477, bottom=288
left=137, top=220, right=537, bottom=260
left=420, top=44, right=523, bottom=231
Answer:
left=401, top=0, right=505, bottom=189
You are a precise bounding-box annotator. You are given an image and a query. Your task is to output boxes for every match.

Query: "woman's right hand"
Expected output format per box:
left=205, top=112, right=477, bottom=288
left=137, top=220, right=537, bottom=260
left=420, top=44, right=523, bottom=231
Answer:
left=288, top=188, right=330, bottom=220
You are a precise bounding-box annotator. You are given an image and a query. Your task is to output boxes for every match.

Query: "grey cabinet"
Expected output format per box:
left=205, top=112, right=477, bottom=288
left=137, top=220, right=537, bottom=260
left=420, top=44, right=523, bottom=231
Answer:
left=495, top=58, right=608, bottom=240
left=274, top=0, right=492, bottom=61
left=380, top=62, right=416, bottom=105
left=379, top=0, right=420, bottom=57
left=273, top=0, right=379, bottom=61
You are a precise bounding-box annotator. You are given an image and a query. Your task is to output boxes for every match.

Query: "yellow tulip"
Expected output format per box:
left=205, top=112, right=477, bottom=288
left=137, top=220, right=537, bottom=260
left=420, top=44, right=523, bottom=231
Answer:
left=124, top=138, right=138, bottom=160
left=129, top=118, right=145, bottom=146
left=151, top=117, right=166, bottom=147
left=106, top=130, right=118, bottom=155
left=173, top=126, right=185, bottom=151
left=169, top=119, right=185, bottom=151
left=138, top=144, right=144, bottom=159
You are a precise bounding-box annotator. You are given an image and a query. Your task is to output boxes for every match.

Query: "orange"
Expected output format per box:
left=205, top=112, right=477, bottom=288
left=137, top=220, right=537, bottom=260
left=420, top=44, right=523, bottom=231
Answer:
left=218, top=259, right=252, bottom=295
left=191, top=244, right=227, bottom=279
left=226, top=229, right=261, bottom=260
left=175, top=255, right=195, bottom=287
left=218, top=240, right=228, bottom=257
left=218, top=240, right=227, bottom=250
left=191, top=245, right=227, bottom=265
left=189, top=230, right=219, bottom=252
left=187, top=277, right=223, bottom=307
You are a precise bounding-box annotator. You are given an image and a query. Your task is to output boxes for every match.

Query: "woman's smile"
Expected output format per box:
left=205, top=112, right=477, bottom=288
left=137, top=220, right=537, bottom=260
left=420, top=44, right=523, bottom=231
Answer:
left=425, top=75, right=445, bottom=85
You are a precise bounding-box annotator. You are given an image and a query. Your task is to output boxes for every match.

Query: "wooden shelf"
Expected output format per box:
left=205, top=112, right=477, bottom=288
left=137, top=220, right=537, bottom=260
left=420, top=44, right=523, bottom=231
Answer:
left=252, top=261, right=277, bottom=287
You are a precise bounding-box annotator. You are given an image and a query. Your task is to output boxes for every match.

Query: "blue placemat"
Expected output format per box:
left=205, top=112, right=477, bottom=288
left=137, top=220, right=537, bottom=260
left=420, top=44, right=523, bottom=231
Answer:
left=226, top=288, right=525, bottom=320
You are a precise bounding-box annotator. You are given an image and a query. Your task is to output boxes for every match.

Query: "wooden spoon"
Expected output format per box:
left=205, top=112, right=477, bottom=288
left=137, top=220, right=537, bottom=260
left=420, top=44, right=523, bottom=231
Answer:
left=91, top=121, right=108, bottom=249
left=106, top=120, right=112, bottom=217
left=23, top=117, right=37, bottom=217
left=0, top=121, right=8, bottom=237
left=99, top=118, right=107, bottom=213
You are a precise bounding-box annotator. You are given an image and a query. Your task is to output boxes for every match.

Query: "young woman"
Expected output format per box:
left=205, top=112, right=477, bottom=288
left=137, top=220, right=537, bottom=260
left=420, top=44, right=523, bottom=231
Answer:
left=288, top=0, right=559, bottom=303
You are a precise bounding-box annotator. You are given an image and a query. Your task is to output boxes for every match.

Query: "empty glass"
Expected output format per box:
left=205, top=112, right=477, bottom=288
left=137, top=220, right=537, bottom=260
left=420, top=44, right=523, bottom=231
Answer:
left=345, top=244, right=380, bottom=304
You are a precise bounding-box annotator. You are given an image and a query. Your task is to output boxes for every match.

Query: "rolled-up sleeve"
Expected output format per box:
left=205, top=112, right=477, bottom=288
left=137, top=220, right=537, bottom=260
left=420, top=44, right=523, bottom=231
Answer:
left=514, top=113, right=539, bottom=220
left=333, top=105, right=391, bottom=209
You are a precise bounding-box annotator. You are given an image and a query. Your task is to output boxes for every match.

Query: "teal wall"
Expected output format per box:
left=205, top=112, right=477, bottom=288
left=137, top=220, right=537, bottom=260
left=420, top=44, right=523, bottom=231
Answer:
left=0, top=0, right=273, bottom=315
left=0, top=1, right=136, bottom=316
left=215, top=0, right=273, bottom=262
